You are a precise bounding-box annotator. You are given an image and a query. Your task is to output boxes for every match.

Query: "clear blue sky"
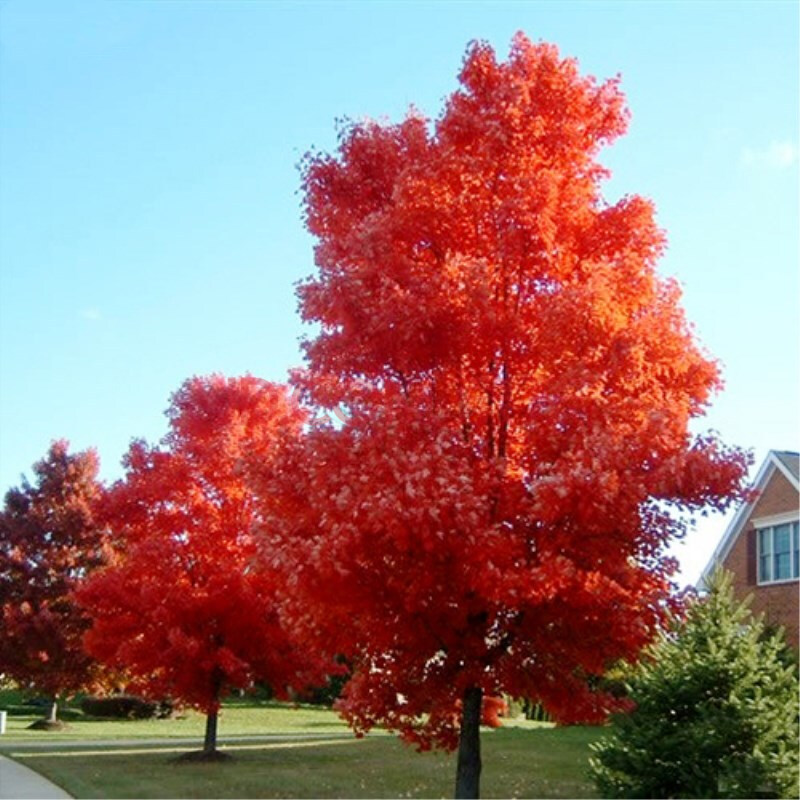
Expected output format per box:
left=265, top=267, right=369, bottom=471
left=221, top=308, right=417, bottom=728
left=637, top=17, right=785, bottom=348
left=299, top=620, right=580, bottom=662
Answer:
left=1, top=0, right=797, bottom=584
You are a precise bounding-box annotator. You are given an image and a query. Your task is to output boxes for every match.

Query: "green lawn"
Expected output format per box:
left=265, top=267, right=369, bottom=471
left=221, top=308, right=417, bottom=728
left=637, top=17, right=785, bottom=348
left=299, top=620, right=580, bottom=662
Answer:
left=0, top=691, right=349, bottom=741
left=6, top=727, right=602, bottom=798
left=0, top=692, right=604, bottom=798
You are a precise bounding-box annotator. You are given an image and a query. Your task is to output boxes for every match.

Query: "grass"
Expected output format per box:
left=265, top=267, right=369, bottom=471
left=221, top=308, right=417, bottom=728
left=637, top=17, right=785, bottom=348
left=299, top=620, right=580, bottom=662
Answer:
left=0, top=691, right=349, bottom=741
left=6, top=727, right=603, bottom=798
left=0, top=691, right=604, bottom=797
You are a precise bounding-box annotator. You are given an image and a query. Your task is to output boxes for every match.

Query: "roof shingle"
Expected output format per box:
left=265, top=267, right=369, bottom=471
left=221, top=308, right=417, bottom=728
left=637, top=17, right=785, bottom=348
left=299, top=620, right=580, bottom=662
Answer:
left=773, top=450, right=799, bottom=481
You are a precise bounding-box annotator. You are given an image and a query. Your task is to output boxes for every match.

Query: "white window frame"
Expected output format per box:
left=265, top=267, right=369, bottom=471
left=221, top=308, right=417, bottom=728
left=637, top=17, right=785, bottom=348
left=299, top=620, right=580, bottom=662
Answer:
left=753, top=512, right=800, bottom=585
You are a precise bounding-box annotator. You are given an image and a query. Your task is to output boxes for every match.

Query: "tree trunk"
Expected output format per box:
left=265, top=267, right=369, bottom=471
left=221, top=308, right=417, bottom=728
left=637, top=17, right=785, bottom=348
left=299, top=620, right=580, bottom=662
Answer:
left=454, top=686, right=483, bottom=799
left=202, top=665, right=225, bottom=755
left=47, top=699, right=58, bottom=724
left=203, top=708, right=219, bottom=754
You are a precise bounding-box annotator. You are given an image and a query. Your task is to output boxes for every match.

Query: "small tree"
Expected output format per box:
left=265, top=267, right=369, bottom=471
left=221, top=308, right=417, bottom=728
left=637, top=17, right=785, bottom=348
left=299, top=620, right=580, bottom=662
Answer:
left=0, top=441, right=109, bottom=728
left=78, top=375, right=331, bottom=760
left=590, top=570, right=800, bottom=799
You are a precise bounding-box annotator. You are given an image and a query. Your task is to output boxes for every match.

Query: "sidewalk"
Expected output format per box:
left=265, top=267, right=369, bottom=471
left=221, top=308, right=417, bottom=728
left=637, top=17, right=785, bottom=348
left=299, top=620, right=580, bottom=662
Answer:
left=0, top=755, right=72, bottom=799
left=0, top=731, right=359, bottom=750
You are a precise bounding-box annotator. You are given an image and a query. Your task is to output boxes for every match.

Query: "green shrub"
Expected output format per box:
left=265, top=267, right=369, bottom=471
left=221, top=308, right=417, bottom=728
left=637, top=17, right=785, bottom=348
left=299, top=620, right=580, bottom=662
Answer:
left=589, top=570, right=799, bottom=799
left=80, top=695, right=173, bottom=719
left=298, top=672, right=350, bottom=707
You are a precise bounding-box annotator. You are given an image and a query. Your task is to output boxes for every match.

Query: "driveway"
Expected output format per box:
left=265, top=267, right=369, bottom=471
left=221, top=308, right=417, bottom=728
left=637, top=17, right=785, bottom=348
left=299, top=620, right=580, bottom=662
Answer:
left=0, top=755, right=72, bottom=799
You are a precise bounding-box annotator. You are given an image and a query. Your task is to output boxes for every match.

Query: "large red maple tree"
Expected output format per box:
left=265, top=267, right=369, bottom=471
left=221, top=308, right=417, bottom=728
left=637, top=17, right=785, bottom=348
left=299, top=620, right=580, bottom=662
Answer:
left=259, top=34, right=751, bottom=797
left=0, top=441, right=109, bottom=727
left=77, top=375, right=329, bottom=758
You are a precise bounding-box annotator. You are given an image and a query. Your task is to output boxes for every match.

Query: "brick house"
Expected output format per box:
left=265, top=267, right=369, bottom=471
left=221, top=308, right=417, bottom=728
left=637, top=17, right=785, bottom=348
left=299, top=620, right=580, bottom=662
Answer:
left=699, top=450, right=799, bottom=650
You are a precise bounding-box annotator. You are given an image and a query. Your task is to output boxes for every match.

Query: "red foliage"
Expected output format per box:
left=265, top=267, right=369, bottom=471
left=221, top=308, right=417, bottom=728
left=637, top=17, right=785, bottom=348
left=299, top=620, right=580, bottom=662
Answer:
left=0, top=441, right=109, bottom=699
left=257, top=34, right=752, bottom=752
left=77, top=375, right=330, bottom=714
left=480, top=696, right=507, bottom=728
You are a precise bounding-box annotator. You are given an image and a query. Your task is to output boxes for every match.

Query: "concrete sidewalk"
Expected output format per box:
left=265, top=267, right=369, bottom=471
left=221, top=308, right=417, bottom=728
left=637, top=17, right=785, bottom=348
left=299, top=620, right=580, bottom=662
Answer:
left=0, top=755, right=72, bottom=799
left=0, top=731, right=360, bottom=750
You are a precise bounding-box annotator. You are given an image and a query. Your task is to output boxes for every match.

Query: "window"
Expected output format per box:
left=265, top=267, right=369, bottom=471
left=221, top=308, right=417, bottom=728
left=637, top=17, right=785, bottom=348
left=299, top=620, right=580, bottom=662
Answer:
left=757, top=520, right=800, bottom=584
left=758, top=528, right=773, bottom=582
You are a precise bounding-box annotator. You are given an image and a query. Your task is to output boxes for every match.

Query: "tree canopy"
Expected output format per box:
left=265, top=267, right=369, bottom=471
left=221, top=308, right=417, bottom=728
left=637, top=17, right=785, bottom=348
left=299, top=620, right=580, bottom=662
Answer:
left=0, top=441, right=109, bottom=718
left=78, top=375, right=330, bottom=755
left=259, top=33, right=751, bottom=797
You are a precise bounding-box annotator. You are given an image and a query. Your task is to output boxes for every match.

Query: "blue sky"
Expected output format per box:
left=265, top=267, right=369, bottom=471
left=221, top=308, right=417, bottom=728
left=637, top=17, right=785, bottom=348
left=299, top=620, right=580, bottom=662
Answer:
left=1, top=0, right=797, bottom=584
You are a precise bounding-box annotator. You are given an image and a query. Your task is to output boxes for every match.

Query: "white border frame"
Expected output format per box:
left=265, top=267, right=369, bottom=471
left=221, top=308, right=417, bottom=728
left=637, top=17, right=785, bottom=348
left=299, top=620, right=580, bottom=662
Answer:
left=752, top=511, right=800, bottom=528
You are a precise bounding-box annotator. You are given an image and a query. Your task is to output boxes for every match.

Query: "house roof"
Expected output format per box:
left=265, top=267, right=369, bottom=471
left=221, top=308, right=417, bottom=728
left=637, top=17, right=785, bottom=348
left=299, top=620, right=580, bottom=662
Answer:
left=773, top=450, right=800, bottom=482
left=698, top=449, right=800, bottom=589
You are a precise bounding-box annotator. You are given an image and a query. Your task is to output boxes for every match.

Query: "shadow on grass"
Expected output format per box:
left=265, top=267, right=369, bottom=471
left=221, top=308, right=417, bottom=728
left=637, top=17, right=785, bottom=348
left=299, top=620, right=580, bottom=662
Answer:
left=12, top=732, right=603, bottom=799
left=303, top=721, right=349, bottom=728
left=171, top=749, right=234, bottom=764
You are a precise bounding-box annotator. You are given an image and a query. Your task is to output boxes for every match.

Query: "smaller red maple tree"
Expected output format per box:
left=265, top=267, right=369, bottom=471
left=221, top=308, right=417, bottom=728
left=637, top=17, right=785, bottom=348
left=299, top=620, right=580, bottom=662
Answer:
left=77, top=375, right=330, bottom=758
left=0, top=441, right=110, bottom=727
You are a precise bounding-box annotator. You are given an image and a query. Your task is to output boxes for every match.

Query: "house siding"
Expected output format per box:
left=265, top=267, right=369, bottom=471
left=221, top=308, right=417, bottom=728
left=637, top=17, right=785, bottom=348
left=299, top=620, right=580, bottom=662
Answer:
left=720, top=468, right=799, bottom=650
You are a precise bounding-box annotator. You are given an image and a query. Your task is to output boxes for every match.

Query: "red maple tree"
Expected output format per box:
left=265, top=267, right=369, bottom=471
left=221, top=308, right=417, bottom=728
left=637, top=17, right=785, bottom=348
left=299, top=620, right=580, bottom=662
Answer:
left=77, top=375, right=329, bottom=758
left=259, top=34, right=751, bottom=797
left=0, top=441, right=109, bottom=727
